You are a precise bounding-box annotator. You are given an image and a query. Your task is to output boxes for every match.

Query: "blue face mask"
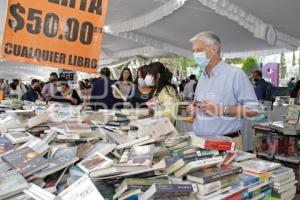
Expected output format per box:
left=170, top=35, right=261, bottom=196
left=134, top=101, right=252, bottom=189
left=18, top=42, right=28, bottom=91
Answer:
left=193, top=52, right=210, bottom=71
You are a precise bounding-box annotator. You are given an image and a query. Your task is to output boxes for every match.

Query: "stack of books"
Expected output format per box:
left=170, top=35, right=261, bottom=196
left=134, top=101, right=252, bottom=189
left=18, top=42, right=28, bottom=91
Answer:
left=235, top=159, right=284, bottom=200
left=269, top=166, right=297, bottom=200
left=0, top=103, right=295, bottom=200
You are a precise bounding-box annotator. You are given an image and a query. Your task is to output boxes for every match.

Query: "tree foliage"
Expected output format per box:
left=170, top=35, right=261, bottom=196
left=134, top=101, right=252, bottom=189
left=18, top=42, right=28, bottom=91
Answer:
left=242, top=57, right=258, bottom=75
left=280, top=53, right=287, bottom=79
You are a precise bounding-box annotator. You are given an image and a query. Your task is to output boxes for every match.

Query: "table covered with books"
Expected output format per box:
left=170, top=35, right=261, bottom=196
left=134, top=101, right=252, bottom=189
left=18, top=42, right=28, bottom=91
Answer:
left=0, top=99, right=297, bottom=200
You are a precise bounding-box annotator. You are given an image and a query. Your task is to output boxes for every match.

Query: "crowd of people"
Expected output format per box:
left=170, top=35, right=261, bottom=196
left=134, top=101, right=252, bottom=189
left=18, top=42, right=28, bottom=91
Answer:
left=0, top=62, right=187, bottom=121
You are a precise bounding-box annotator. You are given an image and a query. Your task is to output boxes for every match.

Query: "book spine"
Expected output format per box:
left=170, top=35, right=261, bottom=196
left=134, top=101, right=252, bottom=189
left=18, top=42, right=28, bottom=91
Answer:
left=204, top=140, right=235, bottom=151
left=155, top=184, right=197, bottom=195
left=202, top=167, right=243, bottom=183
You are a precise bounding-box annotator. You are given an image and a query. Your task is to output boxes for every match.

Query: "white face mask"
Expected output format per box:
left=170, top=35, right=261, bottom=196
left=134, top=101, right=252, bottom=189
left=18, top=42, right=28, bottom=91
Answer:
left=56, top=86, right=63, bottom=93
left=144, top=75, right=155, bottom=87
left=138, top=78, right=146, bottom=87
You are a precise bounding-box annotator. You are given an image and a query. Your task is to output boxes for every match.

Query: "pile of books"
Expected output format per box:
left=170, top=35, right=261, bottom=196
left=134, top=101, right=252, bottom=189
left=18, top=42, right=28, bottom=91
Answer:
left=236, top=159, right=298, bottom=200
left=0, top=103, right=297, bottom=200
left=269, top=167, right=297, bottom=200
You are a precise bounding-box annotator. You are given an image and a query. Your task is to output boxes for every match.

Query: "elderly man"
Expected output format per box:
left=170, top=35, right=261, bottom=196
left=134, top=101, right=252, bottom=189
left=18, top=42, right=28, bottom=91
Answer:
left=188, top=32, right=258, bottom=148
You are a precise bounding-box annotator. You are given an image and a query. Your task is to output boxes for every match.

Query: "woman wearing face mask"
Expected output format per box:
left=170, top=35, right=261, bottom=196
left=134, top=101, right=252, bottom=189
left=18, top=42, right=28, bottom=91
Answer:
left=113, top=68, right=134, bottom=102
left=144, top=62, right=178, bottom=122
left=51, top=77, right=82, bottom=105
left=21, top=79, right=43, bottom=102
left=129, top=65, right=156, bottom=108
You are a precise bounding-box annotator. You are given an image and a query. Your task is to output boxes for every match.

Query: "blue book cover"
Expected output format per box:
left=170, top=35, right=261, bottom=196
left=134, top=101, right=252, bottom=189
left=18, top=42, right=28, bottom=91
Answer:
left=239, top=174, right=259, bottom=186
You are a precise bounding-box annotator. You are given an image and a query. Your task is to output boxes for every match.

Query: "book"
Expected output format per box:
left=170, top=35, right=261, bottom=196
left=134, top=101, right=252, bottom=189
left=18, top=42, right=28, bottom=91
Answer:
left=5, top=132, right=34, bottom=144
left=125, top=144, right=154, bottom=167
left=120, top=109, right=149, bottom=116
left=118, top=189, right=143, bottom=200
left=286, top=105, right=300, bottom=125
left=2, top=147, right=49, bottom=177
left=82, top=143, right=116, bottom=159
left=237, top=159, right=281, bottom=173
left=89, top=165, right=147, bottom=178
left=34, top=152, right=79, bottom=178
left=20, top=137, right=49, bottom=155
left=186, top=165, right=243, bottom=184
left=242, top=170, right=272, bottom=182
left=58, top=175, right=105, bottom=200
left=138, top=184, right=198, bottom=200
left=239, top=174, right=259, bottom=186
left=77, top=152, right=113, bottom=174
left=27, top=111, right=49, bottom=128
left=174, top=156, right=224, bottom=177
left=165, top=151, right=214, bottom=175
left=23, top=184, right=56, bottom=200
left=116, top=135, right=153, bottom=150
left=274, top=176, right=296, bottom=187
left=0, top=136, right=14, bottom=155
left=113, top=178, right=169, bottom=199
left=271, top=166, right=294, bottom=182
left=234, top=151, right=256, bottom=162
left=273, top=180, right=297, bottom=193
left=0, top=158, right=11, bottom=173
left=0, top=169, right=28, bottom=199
left=271, top=186, right=296, bottom=200
left=191, top=136, right=235, bottom=151
left=66, top=122, right=92, bottom=134
left=196, top=186, right=231, bottom=200
left=145, top=117, right=178, bottom=140
left=44, top=168, right=68, bottom=193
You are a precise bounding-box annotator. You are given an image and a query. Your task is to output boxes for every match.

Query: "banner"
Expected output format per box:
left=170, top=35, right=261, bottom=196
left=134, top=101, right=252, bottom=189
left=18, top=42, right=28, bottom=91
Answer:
left=1, top=0, right=108, bottom=73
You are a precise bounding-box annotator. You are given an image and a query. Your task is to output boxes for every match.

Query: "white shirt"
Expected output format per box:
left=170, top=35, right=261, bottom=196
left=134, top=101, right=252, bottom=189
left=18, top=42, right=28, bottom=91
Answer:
left=183, top=80, right=197, bottom=100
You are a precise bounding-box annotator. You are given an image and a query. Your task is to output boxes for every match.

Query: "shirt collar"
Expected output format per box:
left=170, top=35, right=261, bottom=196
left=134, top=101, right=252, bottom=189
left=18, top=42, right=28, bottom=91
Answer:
left=203, top=60, right=224, bottom=78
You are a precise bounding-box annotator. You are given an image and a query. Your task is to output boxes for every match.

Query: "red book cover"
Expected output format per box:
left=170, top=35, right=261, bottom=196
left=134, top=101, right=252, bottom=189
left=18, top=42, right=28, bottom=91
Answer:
left=204, top=139, right=235, bottom=151
left=223, top=190, right=243, bottom=200
left=287, top=137, right=296, bottom=157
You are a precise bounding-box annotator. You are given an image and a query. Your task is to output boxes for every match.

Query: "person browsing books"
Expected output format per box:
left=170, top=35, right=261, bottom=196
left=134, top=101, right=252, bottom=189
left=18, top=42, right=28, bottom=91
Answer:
left=187, top=32, right=258, bottom=147
left=51, top=77, right=81, bottom=105
left=144, top=62, right=178, bottom=122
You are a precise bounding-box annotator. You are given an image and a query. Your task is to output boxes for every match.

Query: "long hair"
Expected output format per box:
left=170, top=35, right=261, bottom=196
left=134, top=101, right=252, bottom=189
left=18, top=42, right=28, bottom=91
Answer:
left=119, top=67, right=133, bottom=82
left=134, top=66, right=147, bottom=84
left=146, top=62, right=177, bottom=96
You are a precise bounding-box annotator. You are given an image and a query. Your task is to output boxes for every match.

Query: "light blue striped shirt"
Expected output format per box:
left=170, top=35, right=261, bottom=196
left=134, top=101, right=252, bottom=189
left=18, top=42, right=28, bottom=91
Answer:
left=193, top=60, right=258, bottom=136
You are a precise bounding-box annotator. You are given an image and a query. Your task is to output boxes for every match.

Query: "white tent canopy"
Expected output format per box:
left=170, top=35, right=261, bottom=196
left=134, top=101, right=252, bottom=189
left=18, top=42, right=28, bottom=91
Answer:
left=0, top=0, right=300, bottom=79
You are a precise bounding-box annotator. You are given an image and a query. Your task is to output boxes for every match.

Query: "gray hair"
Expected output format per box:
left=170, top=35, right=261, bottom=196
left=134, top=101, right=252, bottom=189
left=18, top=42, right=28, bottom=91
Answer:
left=190, top=31, right=221, bottom=50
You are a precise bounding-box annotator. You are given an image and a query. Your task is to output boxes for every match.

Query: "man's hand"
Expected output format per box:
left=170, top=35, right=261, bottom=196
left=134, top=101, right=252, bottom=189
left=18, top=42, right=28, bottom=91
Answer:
left=197, top=101, right=224, bottom=116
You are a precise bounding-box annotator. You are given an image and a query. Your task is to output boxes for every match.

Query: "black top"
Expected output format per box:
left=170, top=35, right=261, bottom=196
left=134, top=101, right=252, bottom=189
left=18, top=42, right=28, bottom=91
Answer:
left=129, top=85, right=155, bottom=108
left=53, top=89, right=82, bottom=105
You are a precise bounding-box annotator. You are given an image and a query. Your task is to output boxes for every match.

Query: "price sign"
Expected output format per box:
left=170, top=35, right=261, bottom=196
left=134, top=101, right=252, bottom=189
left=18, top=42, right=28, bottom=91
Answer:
left=1, top=0, right=108, bottom=73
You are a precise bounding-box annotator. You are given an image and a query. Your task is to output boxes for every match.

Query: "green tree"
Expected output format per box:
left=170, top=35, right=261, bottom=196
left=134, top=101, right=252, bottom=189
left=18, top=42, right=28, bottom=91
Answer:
left=225, top=58, right=245, bottom=65
left=280, top=53, right=287, bottom=79
left=242, top=57, right=258, bottom=75
left=292, top=51, right=296, bottom=66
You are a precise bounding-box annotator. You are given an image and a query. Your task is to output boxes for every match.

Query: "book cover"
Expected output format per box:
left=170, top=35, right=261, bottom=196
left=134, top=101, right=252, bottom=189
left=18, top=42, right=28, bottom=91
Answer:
left=126, top=144, right=154, bottom=167
left=0, top=169, right=28, bottom=199
left=2, top=147, right=49, bottom=177
left=238, top=159, right=281, bottom=173
left=239, top=174, right=259, bottom=186
left=139, top=184, right=198, bottom=200
left=78, top=152, right=113, bottom=174
left=287, top=137, right=296, bottom=157
left=187, top=165, right=243, bottom=184
left=175, top=156, right=224, bottom=177
left=34, top=152, right=79, bottom=178
left=58, top=175, right=105, bottom=200
left=165, top=150, right=214, bottom=166
left=0, top=136, right=14, bottom=155
left=4, top=132, right=33, bottom=144
left=286, top=105, right=300, bottom=125
left=191, top=136, right=235, bottom=151
left=234, top=151, right=256, bottom=162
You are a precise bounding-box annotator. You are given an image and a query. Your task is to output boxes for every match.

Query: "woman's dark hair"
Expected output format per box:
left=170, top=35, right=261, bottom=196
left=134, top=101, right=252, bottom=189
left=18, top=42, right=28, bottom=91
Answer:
left=134, top=66, right=147, bottom=84
left=58, top=77, right=69, bottom=87
left=10, top=82, right=17, bottom=90
left=119, top=67, right=133, bottom=82
left=146, top=62, right=177, bottom=95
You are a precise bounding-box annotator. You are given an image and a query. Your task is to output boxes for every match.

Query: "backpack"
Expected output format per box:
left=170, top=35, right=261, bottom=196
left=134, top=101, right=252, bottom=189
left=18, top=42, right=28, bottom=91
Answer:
left=261, top=80, right=275, bottom=102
